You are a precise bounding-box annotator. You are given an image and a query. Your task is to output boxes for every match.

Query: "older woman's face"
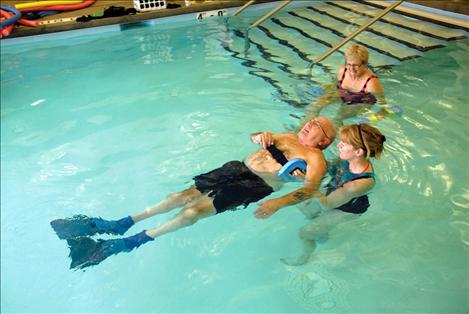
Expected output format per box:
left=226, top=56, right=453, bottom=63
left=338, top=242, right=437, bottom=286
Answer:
left=346, top=56, right=366, bottom=78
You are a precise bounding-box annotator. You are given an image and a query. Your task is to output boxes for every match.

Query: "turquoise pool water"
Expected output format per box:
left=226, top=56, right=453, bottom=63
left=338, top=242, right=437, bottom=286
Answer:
left=1, top=3, right=468, bottom=313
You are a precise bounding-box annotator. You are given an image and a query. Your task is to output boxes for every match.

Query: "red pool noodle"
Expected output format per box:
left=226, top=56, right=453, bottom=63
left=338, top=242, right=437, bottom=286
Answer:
left=1, top=8, right=38, bottom=29
left=0, top=10, right=14, bottom=37
left=18, top=18, right=39, bottom=27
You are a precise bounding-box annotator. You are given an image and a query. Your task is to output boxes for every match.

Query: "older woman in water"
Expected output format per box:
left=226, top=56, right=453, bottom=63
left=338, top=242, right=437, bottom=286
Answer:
left=304, top=44, right=387, bottom=126
left=282, top=123, right=386, bottom=266
left=335, top=43, right=384, bottom=104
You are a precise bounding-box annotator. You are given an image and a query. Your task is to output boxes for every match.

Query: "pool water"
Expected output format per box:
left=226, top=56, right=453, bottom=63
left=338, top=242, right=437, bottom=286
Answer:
left=1, top=3, right=468, bottom=313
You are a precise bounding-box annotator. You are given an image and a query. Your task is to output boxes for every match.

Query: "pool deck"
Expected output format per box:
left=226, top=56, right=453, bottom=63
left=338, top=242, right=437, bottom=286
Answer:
left=1, top=0, right=468, bottom=39
left=1, top=0, right=264, bottom=38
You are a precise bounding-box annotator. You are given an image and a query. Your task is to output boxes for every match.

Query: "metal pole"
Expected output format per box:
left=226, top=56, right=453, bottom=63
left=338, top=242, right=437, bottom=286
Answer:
left=312, top=0, right=404, bottom=65
left=244, top=28, right=251, bottom=53
left=248, top=0, right=291, bottom=30
left=231, top=0, right=256, bottom=17
left=244, top=0, right=291, bottom=53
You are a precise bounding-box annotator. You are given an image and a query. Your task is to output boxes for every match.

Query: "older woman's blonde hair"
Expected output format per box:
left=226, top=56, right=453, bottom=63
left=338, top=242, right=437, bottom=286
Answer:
left=345, top=44, right=369, bottom=65
left=340, top=124, right=385, bottom=159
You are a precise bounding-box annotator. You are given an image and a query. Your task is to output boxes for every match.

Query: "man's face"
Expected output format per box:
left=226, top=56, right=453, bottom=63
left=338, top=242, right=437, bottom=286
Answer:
left=298, top=119, right=329, bottom=149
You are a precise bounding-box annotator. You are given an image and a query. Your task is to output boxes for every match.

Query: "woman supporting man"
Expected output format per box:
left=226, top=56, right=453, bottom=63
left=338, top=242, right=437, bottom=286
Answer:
left=283, top=123, right=386, bottom=266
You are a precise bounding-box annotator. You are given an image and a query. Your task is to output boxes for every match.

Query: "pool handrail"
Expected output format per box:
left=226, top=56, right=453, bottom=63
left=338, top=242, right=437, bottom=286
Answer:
left=231, top=0, right=256, bottom=17
left=311, top=0, right=404, bottom=67
left=248, top=0, right=292, bottom=30
left=244, top=0, right=292, bottom=52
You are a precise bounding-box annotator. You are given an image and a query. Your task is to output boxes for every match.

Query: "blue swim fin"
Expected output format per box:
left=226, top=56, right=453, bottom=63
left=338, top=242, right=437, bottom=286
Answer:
left=67, top=231, right=154, bottom=270
left=51, top=215, right=134, bottom=239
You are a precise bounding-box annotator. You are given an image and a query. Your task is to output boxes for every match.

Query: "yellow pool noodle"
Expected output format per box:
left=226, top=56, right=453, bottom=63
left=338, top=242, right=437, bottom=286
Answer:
left=364, top=113, right=380, bottom=122
left=15, top=1, right=83, bottom=10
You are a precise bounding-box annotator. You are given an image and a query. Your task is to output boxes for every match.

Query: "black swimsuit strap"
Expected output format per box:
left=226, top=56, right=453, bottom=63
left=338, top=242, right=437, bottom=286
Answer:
left=360, top=75, right=377, bottom=92
left=338, top=68, right=377, bottom=93
left=337, top=67, right=347, bottom=88
left=266, top=145, right=288, bottom=166
left=340, top=174, right=374, bottom=187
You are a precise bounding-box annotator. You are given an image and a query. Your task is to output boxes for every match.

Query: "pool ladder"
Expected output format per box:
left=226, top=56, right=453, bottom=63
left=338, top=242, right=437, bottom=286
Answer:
left=310, top=0, right=404, bottom=70
left=233, top=0, right=292, bottom=52
left=231, top=0, right=404, bottom=63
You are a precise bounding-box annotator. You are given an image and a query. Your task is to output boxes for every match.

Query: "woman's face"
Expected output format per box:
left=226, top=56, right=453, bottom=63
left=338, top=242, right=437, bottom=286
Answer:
left=337, top=137, right=359, bottom=161
left=345, top=56, right=366, bottom=78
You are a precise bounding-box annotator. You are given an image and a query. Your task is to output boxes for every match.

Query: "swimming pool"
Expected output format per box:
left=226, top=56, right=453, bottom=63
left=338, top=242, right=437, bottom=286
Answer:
left=1, top=2, right=468, bottom=313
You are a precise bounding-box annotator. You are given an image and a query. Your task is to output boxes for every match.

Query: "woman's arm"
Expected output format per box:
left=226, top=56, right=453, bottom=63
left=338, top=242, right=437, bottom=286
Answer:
left=367, top=76, right=391, bottom=120
left=318, top=177, right=375, bottom=210
left=367, top=76, right=384, bottom=94
left=337, top=65, right=346, bottom=81
left=312, top=67, right=344, bottom=111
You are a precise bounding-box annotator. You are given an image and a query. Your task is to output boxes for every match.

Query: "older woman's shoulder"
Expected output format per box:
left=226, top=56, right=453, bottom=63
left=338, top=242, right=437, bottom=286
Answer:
left=337, top=65, right=346, bottom=78
left=365, top=71, right=384, bottom=94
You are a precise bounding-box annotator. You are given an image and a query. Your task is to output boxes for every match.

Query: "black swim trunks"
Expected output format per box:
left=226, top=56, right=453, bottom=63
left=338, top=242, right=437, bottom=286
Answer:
left=193, top=161, right=274, bottom=214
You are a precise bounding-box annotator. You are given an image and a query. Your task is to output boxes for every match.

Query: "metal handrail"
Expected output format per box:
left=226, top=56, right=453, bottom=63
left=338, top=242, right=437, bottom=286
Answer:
left=231, top=0, right=256, bottom=17
left=312, top=0, right=404, bottom=66
left=248, top=0, right=291, bottom=30
left=244, top=0, right=292, bottom=52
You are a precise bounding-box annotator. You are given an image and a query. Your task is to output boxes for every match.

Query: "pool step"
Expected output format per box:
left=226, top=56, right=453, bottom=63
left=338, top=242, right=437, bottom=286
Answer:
left=295, top=4, right=446, bottom=52
left=247, top=23, right=337, bottom=86
left=245, top=24, right=317, bottom=77
left=259, top=20, right=344, bottom=69
left=272, top=14, right=403, bottom=66
left=328, top=1, right=467, bottom=40
left=225, top=0, right=467, bottom=106
left=223, top=31, right=316, bottom=107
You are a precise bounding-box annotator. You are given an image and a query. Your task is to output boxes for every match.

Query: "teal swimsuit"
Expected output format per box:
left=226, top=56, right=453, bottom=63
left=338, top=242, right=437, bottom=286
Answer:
left=327, top=160, right=375, bottom=214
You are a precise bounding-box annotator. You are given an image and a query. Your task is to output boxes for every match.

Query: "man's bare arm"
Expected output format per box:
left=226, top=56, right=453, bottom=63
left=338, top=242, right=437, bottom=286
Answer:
left=254, top=152, right=327, bottom=218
